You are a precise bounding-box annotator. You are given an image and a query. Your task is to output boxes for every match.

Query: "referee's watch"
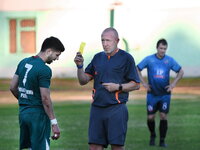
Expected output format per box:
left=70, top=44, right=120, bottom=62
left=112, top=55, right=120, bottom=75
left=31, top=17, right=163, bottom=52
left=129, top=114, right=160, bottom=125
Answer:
left=119, top=84, right=123, bottom=91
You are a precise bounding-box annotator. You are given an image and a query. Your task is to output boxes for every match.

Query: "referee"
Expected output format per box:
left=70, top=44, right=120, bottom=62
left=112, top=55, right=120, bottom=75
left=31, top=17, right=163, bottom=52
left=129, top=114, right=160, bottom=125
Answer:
left=74, top=27, right=140, bottom=150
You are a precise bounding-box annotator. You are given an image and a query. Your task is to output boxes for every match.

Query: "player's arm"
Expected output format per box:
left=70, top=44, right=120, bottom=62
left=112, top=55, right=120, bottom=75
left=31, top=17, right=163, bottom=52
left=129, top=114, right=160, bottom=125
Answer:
left=40, top=87, right=60, bottom=140
left=136, top=67, right=151, bottom=91
left=102, top=81, right=140, bottom=92
left=10, top=74, right=19, bottom=99
left=74, top=52, right=92, bottom=85
left=166, top=68, right=184, bottom=92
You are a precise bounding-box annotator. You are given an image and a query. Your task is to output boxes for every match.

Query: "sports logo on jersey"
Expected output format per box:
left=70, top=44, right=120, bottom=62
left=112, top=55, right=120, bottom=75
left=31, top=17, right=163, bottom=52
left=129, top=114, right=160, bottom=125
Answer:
left=164, top=59, right=169, bottom=64
left=154, top=69, right=164, bottom=79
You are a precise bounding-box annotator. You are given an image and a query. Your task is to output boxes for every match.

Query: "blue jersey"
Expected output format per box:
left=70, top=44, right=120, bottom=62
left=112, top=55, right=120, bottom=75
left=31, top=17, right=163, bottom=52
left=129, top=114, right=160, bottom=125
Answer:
left=85, top=49, right=140, bottom=107
left=137, top=54, right=181, bottom=96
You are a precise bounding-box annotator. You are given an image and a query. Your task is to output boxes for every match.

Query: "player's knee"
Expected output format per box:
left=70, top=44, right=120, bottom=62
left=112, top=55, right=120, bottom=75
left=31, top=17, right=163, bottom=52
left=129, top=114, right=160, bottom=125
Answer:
left=89, top=144, right=104, bottom=150
left=111, top=145, right=124, bottom=150
left=148, top=114, right=155, bottom=120
left=160, top=113, right=167, bottom=120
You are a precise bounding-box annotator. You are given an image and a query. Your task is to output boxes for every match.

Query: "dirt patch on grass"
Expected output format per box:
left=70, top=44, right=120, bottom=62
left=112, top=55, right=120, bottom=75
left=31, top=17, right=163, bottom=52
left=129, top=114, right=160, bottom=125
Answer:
left=1, top=87, right=200, bottom=104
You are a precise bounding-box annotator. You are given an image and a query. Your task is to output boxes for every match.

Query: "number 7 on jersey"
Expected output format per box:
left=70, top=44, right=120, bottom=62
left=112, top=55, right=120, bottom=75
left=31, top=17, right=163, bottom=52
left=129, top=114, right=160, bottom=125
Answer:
left=23, top=63, right=33, bottom=86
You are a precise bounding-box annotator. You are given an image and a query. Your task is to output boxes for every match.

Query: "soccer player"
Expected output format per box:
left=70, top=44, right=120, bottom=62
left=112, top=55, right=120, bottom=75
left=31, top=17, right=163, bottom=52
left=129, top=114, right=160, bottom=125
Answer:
left=74, top=27, right=140, bottom=150
left=137, top=38, right=184, bottom=147
left=10, top=36, right=65, bottom=150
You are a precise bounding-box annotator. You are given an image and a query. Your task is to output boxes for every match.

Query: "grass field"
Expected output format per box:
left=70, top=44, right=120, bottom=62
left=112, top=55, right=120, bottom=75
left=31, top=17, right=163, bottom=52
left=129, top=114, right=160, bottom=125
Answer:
left=0, top=78, right=200, bottom=150
left=0, top=99, right=200, bottom=150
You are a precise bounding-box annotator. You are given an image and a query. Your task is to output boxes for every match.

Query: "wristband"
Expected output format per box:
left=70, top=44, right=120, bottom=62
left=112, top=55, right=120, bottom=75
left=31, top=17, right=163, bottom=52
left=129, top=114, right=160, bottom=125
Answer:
left=77, top=64, right=83, bottom=69
left=51, top=118, right=58, bottom=125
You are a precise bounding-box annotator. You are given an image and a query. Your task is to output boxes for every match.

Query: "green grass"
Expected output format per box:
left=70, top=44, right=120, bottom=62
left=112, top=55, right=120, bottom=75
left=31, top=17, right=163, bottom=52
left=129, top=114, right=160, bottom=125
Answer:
left=0, top=99, right=200, bottom=150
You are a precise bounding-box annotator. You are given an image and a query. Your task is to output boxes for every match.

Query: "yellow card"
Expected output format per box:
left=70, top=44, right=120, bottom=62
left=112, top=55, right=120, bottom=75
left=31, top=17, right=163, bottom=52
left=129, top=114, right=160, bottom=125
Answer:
left=79, top=42, right=86, bottom=54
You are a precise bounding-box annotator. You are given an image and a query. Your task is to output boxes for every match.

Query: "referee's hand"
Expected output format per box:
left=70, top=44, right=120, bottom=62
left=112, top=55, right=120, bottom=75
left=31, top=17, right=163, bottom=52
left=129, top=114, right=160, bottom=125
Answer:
left=51, top=124, right=60, bottom=140
left=74, top=52, right=84, bottom=66
left=102, top=83, right=119, bottom=92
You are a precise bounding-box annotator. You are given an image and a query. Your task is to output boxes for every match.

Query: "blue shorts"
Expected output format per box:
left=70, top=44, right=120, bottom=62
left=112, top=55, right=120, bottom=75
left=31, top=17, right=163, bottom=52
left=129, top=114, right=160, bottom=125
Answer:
left=146, top=93, right=171, bottom=115
left=89, top=103, right=128, bottom=148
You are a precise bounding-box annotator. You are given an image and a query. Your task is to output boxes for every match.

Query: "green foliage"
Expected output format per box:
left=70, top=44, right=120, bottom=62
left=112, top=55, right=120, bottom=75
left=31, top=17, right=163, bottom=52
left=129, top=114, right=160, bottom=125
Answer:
left=0, top=99, right=200, bottom=150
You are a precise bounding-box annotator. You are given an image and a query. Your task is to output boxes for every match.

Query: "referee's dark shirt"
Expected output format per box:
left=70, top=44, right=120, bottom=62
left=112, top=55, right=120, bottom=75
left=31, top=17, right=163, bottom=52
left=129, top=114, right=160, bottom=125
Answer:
left=85, top=49, right=140, bottom=107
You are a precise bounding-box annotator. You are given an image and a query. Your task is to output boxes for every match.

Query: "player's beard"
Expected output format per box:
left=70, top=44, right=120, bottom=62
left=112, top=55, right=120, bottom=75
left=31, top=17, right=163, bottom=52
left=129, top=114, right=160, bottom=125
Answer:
left=46, top=56, right=53, bottom=64
left=47, top=60, right=53, bottom=64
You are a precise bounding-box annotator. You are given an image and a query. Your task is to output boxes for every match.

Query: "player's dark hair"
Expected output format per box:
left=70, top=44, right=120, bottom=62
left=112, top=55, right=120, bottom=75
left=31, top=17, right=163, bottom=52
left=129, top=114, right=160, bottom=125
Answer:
left=41, top=36, right=65, bottom=52
left=156, top=38, right=168, bottom=48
